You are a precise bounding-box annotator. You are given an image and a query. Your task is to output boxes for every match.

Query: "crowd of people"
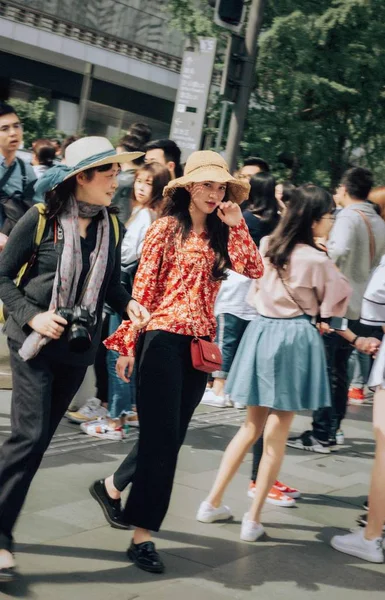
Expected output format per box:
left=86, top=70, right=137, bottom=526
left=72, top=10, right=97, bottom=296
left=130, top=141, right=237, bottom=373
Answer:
left=0, top=98, right=384, bottom=581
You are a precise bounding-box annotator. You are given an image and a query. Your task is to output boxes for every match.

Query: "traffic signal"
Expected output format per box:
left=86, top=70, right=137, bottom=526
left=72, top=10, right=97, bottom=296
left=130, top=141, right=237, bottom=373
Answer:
left=220, top=34, right=245, bottom=101
left=210, top=0, right=246, bottom=32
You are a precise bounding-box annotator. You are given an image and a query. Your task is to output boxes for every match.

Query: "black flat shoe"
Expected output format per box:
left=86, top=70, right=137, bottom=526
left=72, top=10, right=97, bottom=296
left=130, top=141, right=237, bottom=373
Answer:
left=127, top=540, right=165, bottom=574
left=0, top=566, right=16, bottom=582
left=89, top=480, right=130, bottom=530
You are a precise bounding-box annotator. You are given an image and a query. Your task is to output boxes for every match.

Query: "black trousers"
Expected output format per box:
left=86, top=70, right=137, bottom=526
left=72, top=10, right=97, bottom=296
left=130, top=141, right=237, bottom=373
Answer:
left=312, top=320, right=367, bottom=441
left=251, top=435, right=264, bottom=482
left=113, top=331, right=207, bottom=532
left=0, top=340, right=87, bottom=551
left=94, top=313, right=110, bottom=403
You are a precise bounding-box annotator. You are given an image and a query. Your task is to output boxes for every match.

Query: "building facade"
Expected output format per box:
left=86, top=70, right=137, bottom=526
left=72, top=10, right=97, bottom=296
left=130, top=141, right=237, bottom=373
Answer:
left=0, top=0, right=185, bottom=140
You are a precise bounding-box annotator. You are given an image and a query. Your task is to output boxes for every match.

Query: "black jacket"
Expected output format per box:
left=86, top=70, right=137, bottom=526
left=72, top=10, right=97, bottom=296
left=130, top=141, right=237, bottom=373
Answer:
left=0, top=206, right=131, bottom=365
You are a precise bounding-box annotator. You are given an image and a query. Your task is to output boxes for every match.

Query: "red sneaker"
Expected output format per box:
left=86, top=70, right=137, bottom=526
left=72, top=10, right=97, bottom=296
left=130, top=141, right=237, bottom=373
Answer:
left=348, top=387, right=365, bottom=405
left=274, top=480, right=301, bottom=498
left=266, top=487, right=296, bottom=507
left=248, top=481, right=298, bottom=505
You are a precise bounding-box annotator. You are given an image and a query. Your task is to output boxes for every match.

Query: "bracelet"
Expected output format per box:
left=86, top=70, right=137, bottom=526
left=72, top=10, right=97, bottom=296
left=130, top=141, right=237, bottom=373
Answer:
left=350, top=335, right=359, bottom=347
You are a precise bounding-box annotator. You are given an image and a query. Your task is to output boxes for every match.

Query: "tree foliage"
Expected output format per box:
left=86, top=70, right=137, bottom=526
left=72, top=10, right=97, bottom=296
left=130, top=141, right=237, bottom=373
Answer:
left=167, top=0, right=385, bottom=186
left=10, top=97, right=62, bottom=149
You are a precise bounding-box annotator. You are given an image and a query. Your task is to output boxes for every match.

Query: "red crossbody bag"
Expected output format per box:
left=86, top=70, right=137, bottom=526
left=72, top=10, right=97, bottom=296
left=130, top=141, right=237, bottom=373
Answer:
left=174, top=238, right=222, bottom=373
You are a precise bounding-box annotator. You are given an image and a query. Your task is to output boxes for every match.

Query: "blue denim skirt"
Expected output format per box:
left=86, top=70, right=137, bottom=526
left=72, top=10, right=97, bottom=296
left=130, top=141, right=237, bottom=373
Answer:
left=225, top=315, right=331, bottom=411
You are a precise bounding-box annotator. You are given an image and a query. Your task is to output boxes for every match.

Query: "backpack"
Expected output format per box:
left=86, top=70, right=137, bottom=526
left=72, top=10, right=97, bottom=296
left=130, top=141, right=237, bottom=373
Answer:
left=0, top=158, right=37, bottom=235
left=0, top=204, right=120, bottom=323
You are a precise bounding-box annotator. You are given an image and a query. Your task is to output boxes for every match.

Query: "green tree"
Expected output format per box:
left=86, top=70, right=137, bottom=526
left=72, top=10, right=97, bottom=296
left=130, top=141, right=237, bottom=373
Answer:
left=10, top=97, right=62, bottom=150
left=168, top=0, right=385, bottom=187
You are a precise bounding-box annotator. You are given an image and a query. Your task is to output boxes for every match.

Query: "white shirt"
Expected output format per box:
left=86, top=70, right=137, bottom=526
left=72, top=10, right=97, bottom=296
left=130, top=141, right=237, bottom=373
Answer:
left=121, top=207, right=156, bottom=270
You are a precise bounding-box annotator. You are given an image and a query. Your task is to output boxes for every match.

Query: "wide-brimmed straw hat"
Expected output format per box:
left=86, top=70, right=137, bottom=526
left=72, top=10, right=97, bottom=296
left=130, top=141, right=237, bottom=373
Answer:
left=35, top=136, right=144, bottom=196
left=163, top=150, right=250, bottom=204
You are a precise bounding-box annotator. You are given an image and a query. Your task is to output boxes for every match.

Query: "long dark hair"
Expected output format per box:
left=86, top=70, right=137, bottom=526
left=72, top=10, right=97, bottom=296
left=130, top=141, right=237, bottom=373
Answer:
left=45, top=163, right=119, bottom=219
left=266, top=184, right=334, bottom=270
left=132, top=162, right=170, bottom=213
left=162, top=188, right=231, bottom=281
left=248, top=173, right=279, bottom=226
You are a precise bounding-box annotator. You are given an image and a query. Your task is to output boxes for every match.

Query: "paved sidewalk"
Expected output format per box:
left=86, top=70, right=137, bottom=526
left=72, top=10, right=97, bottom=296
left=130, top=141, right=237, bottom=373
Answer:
left=0, top=389, right=383, bottom=599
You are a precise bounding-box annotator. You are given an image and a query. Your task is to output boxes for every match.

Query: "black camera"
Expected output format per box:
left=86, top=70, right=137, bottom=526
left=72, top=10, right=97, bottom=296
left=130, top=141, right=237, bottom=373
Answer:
left=56, top=306, right=94, bottom=353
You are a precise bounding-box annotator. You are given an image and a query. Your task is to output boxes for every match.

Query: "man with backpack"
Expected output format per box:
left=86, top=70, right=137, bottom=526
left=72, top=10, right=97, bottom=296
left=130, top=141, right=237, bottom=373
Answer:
left=0, top=102, right=36, bottom=239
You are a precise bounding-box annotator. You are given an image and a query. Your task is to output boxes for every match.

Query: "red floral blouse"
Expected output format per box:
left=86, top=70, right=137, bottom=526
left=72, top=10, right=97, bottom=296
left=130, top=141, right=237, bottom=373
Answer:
left=105, top=216, right=264, bottom=356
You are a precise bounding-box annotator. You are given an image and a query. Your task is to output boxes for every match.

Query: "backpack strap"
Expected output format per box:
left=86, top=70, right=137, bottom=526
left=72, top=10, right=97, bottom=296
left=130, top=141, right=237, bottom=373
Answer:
left=0, top=161, right=18, bottom=193
left=16, top=203, right=47, bottom=286
left=16, top=158, right=27, bottom=191
left=110, top=213, right=120, bottom=247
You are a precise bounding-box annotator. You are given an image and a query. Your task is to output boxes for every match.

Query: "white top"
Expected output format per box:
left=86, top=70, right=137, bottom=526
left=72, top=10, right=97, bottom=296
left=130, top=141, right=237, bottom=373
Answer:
left=215, top=270, right=257, bottom=321
left=121, top=207, right=156, bottom=270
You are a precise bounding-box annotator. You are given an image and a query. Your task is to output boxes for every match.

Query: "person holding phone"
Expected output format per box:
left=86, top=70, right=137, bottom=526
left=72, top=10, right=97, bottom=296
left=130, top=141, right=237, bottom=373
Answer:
left=196, top=185, right=351, bottom=543
left=90, top=151, right=264, bottom=573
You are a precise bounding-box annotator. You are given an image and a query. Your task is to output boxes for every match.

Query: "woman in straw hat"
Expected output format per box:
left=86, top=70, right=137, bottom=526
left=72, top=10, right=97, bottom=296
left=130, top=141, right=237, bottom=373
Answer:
left=91, top=150, right=264, bottom=573
left=0, top=136, right=150, bottom=580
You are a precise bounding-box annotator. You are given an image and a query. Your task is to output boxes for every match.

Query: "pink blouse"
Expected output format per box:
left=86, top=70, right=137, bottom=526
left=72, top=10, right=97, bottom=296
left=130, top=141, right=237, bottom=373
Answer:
left=105, top=216, right=264, bottom=356
left=248, top=240, right=352, bottom=319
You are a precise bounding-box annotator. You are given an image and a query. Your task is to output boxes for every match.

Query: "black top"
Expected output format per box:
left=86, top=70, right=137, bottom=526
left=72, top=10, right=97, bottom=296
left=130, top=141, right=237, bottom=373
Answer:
left=0, top=206, right=131, bottom=365
left=242, top=210, right=280, bottom=247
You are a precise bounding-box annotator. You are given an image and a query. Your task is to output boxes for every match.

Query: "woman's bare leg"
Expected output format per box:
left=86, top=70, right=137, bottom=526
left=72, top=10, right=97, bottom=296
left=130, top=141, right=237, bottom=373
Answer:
left=365, top=388, right=385, bottom=539
left=206, top=406, right=269, bottom=508
left=248, top=410, right=295, bottom=523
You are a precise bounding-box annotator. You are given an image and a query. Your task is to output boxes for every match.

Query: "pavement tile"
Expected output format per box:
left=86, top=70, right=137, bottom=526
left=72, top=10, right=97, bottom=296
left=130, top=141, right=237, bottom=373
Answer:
left=196, top=537, right=385, bottom=597
left=14, top=512, right=86, bottom=545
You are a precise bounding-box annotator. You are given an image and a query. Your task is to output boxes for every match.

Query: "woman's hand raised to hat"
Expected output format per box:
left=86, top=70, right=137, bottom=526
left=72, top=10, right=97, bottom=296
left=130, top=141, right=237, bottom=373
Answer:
left=217, top=201, right=243, bottom=227
left=127, top=299, right=151, bottom=330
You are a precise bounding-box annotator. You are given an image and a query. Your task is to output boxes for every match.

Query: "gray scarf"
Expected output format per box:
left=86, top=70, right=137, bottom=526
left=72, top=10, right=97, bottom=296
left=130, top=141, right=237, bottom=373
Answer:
left=19, top=196, right=110, bottom=361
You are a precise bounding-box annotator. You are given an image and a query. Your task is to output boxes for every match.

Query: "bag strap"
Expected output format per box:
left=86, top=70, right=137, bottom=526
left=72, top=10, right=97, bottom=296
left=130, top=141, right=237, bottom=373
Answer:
left=0, top=161, right=18, bottom=193
left=277, top=268, right=307, bottom=315
left=16, top=158, right=27, bottom=191
left=110, top=213, right=119, bottom=247
left=354, top=209, right=375, bottom=266
left=16, top=203, right=47, bottom=286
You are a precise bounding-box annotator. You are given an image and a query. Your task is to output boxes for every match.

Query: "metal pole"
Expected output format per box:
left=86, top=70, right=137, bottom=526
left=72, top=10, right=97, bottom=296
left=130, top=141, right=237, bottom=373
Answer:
left=215, top=100, right=232, bottom=151
left=77, top=62, right=94, bottom=133
left=224, top=0, right=266, bottom=172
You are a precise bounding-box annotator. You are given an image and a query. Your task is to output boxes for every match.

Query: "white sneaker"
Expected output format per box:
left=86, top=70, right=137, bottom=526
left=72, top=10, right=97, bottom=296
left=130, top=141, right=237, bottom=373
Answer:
left=66, top=397, right=108, bottom=423
left=240, top=513, right=265, bottom=542
left=335, top=429, right=345, bottom=445
left=331, top=528, right=384, bottom=563
left=196, top=500, right=232, bottom=523
left=200, top=389, right=226, bottom=408
left=234, top=401, right=246, bottom=410
left=225, top=394, right=233, bottom=408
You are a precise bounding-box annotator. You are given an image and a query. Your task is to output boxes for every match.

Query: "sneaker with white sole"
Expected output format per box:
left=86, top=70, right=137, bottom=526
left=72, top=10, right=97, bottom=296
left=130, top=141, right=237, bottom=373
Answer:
left=80, top=418, right=124, bottom=441
left=247, top=482, right=296, bottom=507
left=286, top=430, right=330, bottom=454
left=200, top=389, right=227, bottom=408
left=330, top=528, right=384, bottom=563
left=274, top=480, right=301, bottom=499
left=335, top=429, right=345, bottom=445
left=234, top=401, right=246, bottom=410
left=66, top=397, right=108, bottom=424
left=240, top=513, right=265, bottom=542
left=196, top=500, right=232, bottom=523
